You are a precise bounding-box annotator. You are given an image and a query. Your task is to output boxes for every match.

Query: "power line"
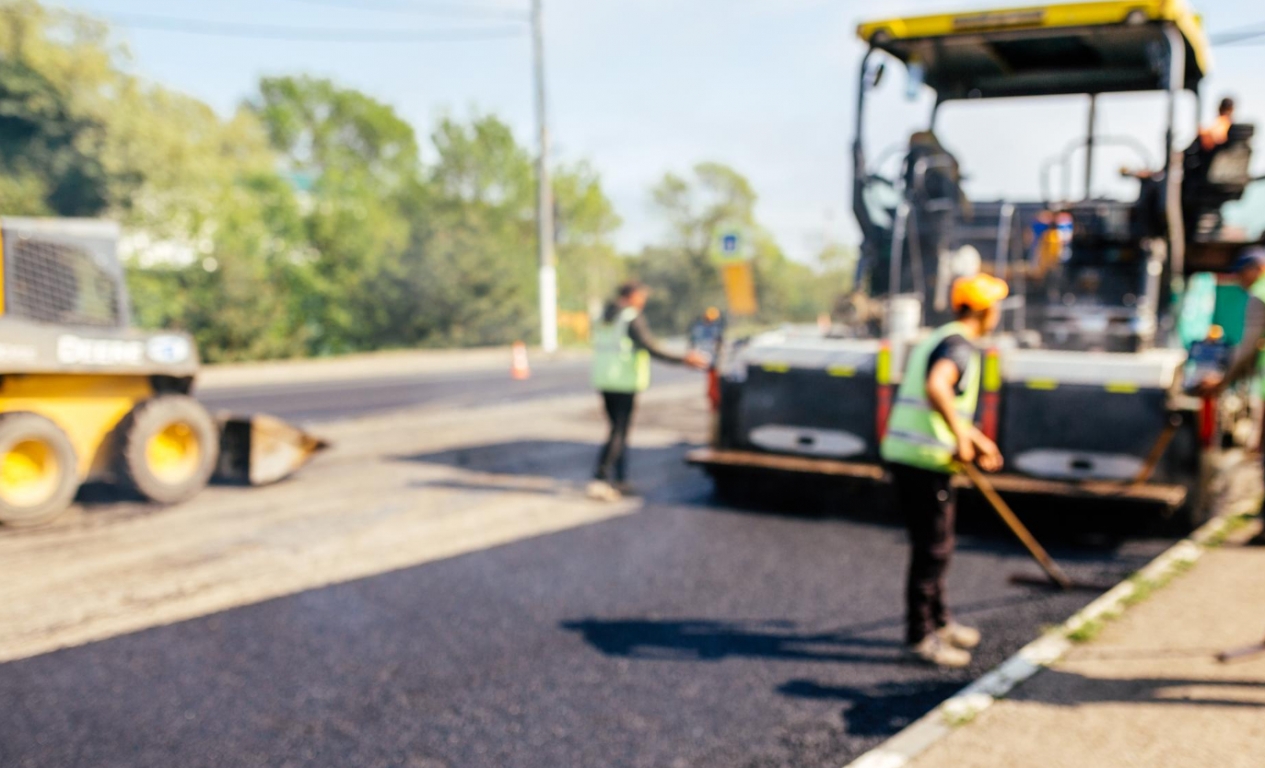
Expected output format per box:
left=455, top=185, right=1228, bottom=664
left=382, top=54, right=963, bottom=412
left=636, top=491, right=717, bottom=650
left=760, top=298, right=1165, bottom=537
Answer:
left=99, top=11, right=526, bottom=43
left=1210, top=20, right=1265, bottom=46
left=286, top=0, right=529, bottom=22
left=1212, top=30, right=1265, bottom=46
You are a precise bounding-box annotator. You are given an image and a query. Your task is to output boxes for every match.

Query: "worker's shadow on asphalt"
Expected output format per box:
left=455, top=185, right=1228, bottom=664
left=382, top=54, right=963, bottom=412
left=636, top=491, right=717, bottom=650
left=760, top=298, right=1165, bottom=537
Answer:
left=561, top=618, right=902, bottom=665
left=561, top=616, right=977, bottom=738
left=562, top=593, right=1041, bottom=666
left=1004, top=668, right=1265, bottom=709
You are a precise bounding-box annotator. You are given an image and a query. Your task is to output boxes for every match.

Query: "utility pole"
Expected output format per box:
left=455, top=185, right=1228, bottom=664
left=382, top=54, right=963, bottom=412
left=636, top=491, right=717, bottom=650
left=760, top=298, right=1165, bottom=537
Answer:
left=531, top=0, right=558, bottom=354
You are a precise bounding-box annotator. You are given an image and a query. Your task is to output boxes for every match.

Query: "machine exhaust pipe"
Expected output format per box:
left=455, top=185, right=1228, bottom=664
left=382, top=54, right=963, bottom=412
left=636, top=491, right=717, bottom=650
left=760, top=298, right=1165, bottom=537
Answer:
left=214, top=414, right=329, bottom=486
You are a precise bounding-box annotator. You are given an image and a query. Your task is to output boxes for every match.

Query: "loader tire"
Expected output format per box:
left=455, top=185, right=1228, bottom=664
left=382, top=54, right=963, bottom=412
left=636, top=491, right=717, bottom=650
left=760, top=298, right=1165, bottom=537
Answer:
left=116, top=395, right=218, bottom=505
left=0, top=413, right=79, bottom=528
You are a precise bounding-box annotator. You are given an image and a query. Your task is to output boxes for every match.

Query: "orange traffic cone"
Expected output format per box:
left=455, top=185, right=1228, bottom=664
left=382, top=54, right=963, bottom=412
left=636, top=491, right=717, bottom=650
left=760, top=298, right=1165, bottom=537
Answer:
left=511, top=341, right=531, bottom=380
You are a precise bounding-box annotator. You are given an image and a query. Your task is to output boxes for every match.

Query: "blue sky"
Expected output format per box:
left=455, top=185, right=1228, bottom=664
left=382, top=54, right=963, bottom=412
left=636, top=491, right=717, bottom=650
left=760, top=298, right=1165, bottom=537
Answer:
left=54, top=0, right=1265, bottom=260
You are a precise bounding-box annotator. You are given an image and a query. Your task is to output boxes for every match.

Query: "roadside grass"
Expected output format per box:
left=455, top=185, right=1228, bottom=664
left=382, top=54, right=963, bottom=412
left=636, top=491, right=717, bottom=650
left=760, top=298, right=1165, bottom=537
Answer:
left=1201, top=511, right=1255, bottom=548
left=1065, top=511, right=1253, bottom=645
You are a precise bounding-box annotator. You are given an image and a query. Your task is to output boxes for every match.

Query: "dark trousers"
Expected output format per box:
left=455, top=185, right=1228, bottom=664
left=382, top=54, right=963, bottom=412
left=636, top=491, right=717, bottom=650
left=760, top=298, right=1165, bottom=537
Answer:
left=595, top=391, right=637, bottom=482
left=891, top=464, right=958, bottom=644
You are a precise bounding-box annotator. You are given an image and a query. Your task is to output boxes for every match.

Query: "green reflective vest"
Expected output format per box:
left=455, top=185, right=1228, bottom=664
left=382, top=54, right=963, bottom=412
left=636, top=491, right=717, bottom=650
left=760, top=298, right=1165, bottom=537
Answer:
left=591, top=306, right=651, bottom=393
left=880, top=321, right=981, bottom=473
left=1249, top=276, right=1265, bottom=395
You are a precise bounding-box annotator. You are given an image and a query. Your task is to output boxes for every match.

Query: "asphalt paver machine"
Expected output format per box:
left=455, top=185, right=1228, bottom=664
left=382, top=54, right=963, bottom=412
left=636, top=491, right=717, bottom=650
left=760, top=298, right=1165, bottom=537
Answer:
left=0, top=217, right=325, bottom=527
left=690, top=0, right=1263, bottom=528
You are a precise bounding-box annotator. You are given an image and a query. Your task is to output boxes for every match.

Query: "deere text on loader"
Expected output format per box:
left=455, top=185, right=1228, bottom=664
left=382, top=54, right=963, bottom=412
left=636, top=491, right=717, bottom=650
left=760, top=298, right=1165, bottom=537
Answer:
left=0, top=218, right=326, bottom=527
left=690, top=0, right=1263, bottom=528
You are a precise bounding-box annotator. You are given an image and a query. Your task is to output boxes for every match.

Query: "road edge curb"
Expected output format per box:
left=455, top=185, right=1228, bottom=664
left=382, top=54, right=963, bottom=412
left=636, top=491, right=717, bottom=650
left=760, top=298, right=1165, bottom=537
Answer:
left=842, top=506, right=1255, bottom=768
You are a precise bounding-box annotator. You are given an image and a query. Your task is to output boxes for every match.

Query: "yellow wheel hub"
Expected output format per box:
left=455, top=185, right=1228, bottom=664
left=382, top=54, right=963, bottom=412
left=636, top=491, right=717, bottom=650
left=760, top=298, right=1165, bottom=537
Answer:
left=0, top=439, right=61, bottom=508
left=146, top=422, right=202, bottom=485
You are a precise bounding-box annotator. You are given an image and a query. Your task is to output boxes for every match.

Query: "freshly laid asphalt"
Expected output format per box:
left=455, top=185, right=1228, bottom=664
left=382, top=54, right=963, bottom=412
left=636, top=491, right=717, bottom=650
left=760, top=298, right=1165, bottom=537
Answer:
left=2, top=390, right=1174, bottom=768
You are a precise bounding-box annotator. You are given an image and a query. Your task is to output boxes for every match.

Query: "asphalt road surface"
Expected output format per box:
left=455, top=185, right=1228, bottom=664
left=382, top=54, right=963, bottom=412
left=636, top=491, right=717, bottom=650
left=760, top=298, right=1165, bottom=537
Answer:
left=198, top=359, right=697, bottom=423
left=3, top=367, right=1179, bottom=768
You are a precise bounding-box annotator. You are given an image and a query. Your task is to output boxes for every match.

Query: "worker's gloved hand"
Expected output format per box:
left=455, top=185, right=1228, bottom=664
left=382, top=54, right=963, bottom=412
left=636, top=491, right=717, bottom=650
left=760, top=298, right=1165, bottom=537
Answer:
left=1195, top=373, right=1225, bottom=398
left=955, top=432, right=976, bottom=466
left=969, top=428, right=1004, bottom=473
left=684, top=350, right=711, bottom=370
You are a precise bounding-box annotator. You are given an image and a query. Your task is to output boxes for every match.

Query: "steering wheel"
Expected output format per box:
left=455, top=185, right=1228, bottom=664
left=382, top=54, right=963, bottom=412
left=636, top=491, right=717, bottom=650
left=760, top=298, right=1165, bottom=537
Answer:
left=1040, top=136, right=1155, bottom=204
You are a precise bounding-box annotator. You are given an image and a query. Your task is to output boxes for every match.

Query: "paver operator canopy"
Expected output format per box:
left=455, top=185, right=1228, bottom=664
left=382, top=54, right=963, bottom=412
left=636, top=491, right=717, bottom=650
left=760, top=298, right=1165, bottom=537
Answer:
left=857, top=1, right=1209, bottom=100
left=850, top=0, right=1258, bottom=352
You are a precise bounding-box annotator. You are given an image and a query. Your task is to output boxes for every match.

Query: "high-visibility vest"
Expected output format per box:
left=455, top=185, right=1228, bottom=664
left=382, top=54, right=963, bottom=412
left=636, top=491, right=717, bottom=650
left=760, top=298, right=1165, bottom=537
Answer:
left=880, top=321, right=981, bottom=473
left=591, top=306, right=651, bottom=393
left=1248, top=276, right=1265, bottom=395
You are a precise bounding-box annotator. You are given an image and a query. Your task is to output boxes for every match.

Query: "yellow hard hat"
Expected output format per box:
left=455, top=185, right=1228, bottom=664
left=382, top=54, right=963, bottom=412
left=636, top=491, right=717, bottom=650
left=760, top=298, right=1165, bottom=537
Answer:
left=951, top=274, right=1010, bottom=312
left=705, top=307, right=721, bottom=321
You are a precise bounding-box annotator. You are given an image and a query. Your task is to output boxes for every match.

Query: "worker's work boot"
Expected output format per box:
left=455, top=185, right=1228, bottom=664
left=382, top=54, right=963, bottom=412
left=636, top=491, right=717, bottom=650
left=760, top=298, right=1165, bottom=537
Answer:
left=586, top=480, right=622, bottom=502
left=907, top=634, right=971, bottom=668
left=937, top=622, right=982, bottom=650
left=612, top=481, right=638, bottom=497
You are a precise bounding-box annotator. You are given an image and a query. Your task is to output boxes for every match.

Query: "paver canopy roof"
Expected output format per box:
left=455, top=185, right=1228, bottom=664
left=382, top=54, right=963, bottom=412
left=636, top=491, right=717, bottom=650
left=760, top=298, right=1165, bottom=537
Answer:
left=857, top=0, right=1210, bottom=99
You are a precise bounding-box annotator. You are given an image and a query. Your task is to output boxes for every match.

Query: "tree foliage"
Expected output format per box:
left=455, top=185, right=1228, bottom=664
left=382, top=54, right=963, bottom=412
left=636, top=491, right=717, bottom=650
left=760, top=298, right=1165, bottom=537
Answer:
left=634, top=163, right=849, bottom=332
left=0, top=1, right=847, bottom=360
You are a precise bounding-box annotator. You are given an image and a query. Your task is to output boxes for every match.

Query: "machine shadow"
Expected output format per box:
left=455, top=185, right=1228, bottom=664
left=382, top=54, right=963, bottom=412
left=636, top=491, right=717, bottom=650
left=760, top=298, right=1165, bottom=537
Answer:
left=397, top=438, right=700, bottom=491
left=776, top=678, right=965, bottom=738
left=400, top=437, right=1175, bottom=548
left=698, top=466, right=1172, bottom=544
left=560, top=617, right=903, bottom=665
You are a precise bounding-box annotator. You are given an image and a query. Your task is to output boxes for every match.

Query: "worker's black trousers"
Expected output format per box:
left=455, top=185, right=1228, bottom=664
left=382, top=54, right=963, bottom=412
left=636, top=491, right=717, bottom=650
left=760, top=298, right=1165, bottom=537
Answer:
left=890, top=464, right=958, bottom=645
left=595, top=391, right=637, bottom=483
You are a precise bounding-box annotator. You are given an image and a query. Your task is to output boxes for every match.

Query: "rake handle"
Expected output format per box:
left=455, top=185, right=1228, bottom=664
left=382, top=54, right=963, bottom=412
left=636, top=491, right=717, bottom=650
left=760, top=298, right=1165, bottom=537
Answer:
left=1130, top=415, right=1182, bottom=487
left=960, top=462, right=1074, bottom=590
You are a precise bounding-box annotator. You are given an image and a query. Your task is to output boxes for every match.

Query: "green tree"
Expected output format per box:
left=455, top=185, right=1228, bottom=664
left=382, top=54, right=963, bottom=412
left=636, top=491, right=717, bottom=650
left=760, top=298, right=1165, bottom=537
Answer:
left=0, top=2, right=629, bottom=359
left=633, top=162, right=849, bottom=332
left=249, top=75, right=422, bottom=354
left=415, top=114, right=537, bottom=346
left=0, top=3, right=111, bottom=215
left=635, top=163, right=758, bottom=331
left=554, top=160, right=623, bottom=320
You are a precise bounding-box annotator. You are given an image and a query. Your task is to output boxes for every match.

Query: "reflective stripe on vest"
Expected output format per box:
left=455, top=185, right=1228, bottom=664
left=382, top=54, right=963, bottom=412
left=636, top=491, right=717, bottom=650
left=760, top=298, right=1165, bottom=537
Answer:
left=880, top=321, right=981, bottom=473
left=591, top=306, right=652, bottom=393
left=1249, top=277, right=1265, bottom=396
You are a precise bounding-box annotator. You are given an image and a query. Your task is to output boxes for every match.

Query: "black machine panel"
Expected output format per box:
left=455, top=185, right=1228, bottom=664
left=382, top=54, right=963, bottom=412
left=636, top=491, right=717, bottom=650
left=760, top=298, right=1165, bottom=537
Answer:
left=732, top=366, right=880, bottom=462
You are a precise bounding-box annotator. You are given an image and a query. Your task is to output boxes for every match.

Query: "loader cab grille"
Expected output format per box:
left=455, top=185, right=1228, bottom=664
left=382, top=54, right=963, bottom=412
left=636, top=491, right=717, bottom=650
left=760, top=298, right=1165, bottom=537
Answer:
left=2, top=221, right=126, bottom=328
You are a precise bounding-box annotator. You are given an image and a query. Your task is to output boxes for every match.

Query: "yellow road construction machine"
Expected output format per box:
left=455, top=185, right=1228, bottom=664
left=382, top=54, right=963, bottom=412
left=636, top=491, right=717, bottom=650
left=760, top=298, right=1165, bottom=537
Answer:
left=0, top=218, right=325, bottom=527
left=691, top=0, right=1263, bottom=529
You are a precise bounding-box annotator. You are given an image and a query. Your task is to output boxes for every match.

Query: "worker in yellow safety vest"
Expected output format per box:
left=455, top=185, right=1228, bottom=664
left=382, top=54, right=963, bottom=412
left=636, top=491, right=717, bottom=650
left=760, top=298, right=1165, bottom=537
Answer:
left=588, top=281, right=709, bottom=502
left=881, top=273, right=1009, bottom=668
left=1199, top=247, right=1265, bottom=545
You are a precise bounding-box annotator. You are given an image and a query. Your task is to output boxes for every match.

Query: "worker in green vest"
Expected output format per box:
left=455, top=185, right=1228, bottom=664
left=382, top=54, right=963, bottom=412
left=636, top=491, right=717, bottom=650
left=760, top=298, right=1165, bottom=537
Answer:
left=1198, top=247, right=1265, bottom=545
left=588, top=281, right=709, bottom=502
left=881, top=273, right=1009, bottom=668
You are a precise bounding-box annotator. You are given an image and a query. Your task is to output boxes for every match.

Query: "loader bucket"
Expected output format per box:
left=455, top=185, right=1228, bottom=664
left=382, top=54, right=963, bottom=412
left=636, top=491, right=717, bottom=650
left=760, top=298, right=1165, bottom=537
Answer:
left=214, top=414, right=328, bottom=486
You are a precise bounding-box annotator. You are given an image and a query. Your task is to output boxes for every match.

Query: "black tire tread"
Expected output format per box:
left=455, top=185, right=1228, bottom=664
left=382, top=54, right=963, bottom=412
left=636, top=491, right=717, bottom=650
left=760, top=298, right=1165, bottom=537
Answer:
left=0, top=412, right=79, bottom=528
left=115, top=395, right=218, bottom=505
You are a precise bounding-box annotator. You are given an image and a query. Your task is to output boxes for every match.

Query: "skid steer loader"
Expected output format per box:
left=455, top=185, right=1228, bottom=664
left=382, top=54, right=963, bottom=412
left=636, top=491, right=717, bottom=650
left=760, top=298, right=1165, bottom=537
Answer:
left=0, top=217, right=326, bottom=527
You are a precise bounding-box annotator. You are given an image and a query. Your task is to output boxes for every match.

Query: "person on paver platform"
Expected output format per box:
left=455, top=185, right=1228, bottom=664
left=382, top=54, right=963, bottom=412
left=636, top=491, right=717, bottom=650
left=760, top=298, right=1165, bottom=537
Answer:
left=1199, top=247, right=1265, bottom=546
left=881, top=274, right=1009, bottom=668
left=588, top=281, right=709, bottom=502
